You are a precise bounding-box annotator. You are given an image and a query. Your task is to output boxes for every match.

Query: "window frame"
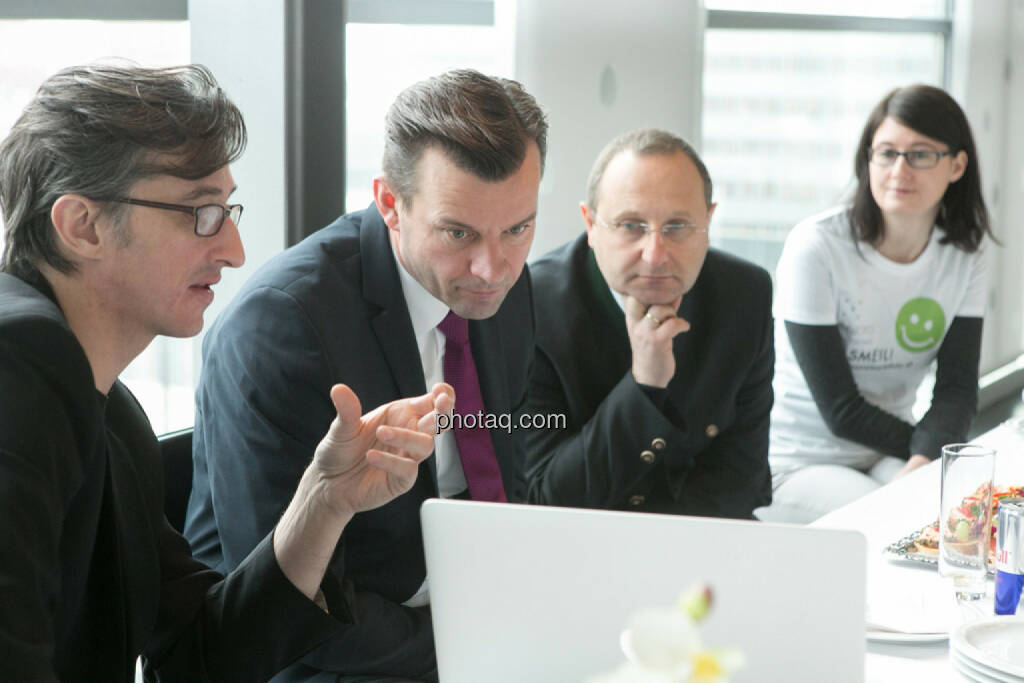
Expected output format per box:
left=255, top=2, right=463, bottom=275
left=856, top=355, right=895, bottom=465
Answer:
left=0, top=0, right=185, bottom=20
left=706, top=6, right=954, bottom=88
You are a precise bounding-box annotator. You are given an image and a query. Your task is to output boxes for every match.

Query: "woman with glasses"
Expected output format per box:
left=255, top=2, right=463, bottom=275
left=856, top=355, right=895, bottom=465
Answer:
left=760, top=85, right=992, bottom=524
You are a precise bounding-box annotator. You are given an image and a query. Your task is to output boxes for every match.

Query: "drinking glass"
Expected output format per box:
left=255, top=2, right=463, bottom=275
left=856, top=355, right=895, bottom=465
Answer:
left=939, top=444, right=996, bottom=600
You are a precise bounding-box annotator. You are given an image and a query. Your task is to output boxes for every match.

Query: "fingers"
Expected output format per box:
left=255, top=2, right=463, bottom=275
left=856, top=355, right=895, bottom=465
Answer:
left=424, top=382, right=455, bottom=433
left=431, top=382, right=455, bottom=408
left=327, top=384, right=362, bottom=442
left=375, top=424, right=435, bottom=461
left=623, top=295, right=647, bottom=323
left=367, top=383, right=454, bottom=451
left=394, top=383, right=454, bottom=417
left=366, top=426, right=435, bottom=497
left=624, top=295, right=690, bottom=337
left=660, top=316, right=691, bottom=336
left=643, top=296, right=683, bottom=328
left=364, top=450, right=420, bottom=489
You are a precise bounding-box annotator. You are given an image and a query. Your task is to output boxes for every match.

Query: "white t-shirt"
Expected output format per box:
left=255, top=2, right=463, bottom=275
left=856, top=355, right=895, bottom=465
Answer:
left=770, top=207, right=987, bottom=469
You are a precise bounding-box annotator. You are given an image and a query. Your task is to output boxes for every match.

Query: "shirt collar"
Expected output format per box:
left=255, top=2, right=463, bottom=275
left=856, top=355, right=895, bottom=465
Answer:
left=608, top=283, right=626, bottom=313
left=391, top=240, right=450, bottom=341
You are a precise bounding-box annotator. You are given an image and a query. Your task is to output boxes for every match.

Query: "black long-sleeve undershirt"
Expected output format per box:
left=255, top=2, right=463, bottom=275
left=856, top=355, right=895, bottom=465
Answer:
left=785, top=316, right=981, bottom=460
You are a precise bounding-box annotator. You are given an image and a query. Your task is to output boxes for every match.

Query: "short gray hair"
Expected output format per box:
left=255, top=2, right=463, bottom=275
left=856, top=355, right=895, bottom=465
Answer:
left=586, top=128, right=712, bottom=211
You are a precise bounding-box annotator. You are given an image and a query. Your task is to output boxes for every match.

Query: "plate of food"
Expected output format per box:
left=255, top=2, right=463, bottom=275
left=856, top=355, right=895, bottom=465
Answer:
left=884, top=484, right=1024, bottom=570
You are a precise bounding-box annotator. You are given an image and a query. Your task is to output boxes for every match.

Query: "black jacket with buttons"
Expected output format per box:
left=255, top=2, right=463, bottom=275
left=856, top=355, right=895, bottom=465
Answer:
left=524, top=234, right=773, bottom=518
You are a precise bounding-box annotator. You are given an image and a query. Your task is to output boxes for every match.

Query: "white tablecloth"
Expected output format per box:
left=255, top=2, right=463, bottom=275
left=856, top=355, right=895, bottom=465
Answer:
left=811, top=421, right=1024, bottom=682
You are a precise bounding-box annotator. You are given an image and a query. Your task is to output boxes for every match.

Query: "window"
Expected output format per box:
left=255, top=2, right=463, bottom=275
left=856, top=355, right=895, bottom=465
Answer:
left=702, top=27, right=945, bottom=272
left=700, top=2, right=1024, bottom=409
left=0, top=18, right=191, bottom=434
left=344, top=14, right=513, bottom=212
left=699, top=3, right=965, bottom=416
left=701, top=5, right=949, bottom=276
left=704, top=0, right=947, bottom=18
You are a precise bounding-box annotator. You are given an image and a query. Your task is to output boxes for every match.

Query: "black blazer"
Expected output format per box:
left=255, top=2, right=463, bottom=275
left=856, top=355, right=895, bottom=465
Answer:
left=524, top=235, right=773, bottom=518
left=0, top=274, right=338, bottom=682
left=185, top=205, right=534, bottom=680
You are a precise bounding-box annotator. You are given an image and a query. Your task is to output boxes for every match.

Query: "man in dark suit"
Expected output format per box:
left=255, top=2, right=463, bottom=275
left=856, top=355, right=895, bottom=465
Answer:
left=185, top=70, right=547, bottom=682
left=0, top=63, right=448, bottom=683
left=525, top=128, right=773, bottom=519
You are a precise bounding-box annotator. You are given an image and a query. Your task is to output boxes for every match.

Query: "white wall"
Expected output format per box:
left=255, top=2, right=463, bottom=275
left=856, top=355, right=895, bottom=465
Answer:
left=188, top=0, right=288, bottom=379
left=951, top=0, right=1024, bottom=375
left=993, top=0, right=1024, bottom=371
left=514, top=0, right=704, bottom=260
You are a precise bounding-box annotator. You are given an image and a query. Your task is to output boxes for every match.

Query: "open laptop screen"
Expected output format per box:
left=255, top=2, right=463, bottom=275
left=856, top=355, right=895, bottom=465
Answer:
left=422, top=499, right=866, bottom=683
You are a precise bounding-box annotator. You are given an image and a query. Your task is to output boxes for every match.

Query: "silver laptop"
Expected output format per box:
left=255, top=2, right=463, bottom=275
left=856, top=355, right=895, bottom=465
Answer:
left=422, top=499, right=866, bottom=683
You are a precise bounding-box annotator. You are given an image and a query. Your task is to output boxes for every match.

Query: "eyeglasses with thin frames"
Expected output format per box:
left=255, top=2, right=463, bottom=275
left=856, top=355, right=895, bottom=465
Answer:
left=109, top=198, right=243, bottom=237
left=868, top=147, right=953, bottom=170
left=593, top=212, right=707, bottom=244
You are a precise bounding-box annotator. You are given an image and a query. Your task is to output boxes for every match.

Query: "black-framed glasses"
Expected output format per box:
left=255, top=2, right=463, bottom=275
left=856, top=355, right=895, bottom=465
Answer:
left=593, top=213, right=707, bottom=244
left=110, top=198, right=243, bottom=237
left=868, top=147, right=953, bottom=170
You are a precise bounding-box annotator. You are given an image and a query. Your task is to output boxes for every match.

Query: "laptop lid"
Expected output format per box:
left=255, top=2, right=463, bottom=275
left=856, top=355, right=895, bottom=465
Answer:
left=422, top=499, right=866, bottom=683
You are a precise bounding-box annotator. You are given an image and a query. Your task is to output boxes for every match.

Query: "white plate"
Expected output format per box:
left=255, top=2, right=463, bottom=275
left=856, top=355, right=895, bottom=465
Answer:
left=953, top=659, right=1006, bottom=683
left=951, top=649, right=1024, bottom=683
left=952, top=616, right=1024, bottom=678
left=953, top=662, right=1000, bottom=683
left=865, top=629, right=948, bottom=643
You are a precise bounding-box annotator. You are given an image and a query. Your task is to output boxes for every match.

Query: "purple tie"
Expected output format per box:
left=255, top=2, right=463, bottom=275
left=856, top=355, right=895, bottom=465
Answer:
left=437, top=310, right=508, bottom=502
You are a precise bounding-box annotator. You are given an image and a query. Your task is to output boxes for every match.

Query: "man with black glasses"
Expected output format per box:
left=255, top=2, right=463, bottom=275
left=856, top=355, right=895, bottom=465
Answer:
left=524, top=128, right=774, bottom=519
left=0, top=63, right=451, bottom=682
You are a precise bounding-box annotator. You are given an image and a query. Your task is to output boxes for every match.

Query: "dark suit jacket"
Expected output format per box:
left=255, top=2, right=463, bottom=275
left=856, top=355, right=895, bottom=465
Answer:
left=0, top=273, right=338, bottom=683
left=185, top=205, right=533, bottom=680
left=525, top=235, right=773, bottom=518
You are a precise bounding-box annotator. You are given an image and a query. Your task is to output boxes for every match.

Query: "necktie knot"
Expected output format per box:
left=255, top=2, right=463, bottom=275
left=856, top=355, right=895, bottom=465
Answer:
left=437, top=310, right=469, bottom=345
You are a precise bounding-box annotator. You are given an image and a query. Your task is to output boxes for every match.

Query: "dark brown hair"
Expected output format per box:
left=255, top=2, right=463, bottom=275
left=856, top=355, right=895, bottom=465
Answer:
left=382, top=69, right=547, bottom=204
left=0, top=62, right=246, bottom=278
left=849, top=84, right=990, bottom=252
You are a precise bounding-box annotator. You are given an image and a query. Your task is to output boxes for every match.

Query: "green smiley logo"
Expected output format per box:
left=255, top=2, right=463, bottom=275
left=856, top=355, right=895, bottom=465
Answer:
left=895, top=298, right=945, bottom=352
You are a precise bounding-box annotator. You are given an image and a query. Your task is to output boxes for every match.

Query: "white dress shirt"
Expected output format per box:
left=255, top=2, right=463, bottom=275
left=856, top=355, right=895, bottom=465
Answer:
left=609, top=286, right=626, bottom=313
left=392, top=242, right=468, bottom=606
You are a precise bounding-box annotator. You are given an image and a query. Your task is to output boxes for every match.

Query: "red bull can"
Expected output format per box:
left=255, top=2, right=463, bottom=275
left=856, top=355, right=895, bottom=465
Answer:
left=994, top=497, right=1024, bottom=615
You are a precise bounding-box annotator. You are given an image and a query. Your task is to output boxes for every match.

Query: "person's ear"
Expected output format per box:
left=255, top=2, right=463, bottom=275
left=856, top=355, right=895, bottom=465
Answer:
left=705, top=202, right=718, bottom=235
left=373, top=176, right=401, bottom=230
left=581, top=202, right=597, bottom=248
left=50, top=194, right=107, bottom=262
left=949, top=150, right=968, bottom=184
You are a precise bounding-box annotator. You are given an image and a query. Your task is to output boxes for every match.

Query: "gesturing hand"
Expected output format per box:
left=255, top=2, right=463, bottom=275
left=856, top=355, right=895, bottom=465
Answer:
left=624, top=295, right=690, bottom=388
left=312, top=382, right=455, bottom=517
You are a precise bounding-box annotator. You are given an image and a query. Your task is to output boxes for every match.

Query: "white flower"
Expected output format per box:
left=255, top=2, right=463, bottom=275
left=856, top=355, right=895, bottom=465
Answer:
left=587, top=661, right=685, bottom=683
left=625, top=607, right=700, bottom=674
left=586, top=585, right=745, bottom=683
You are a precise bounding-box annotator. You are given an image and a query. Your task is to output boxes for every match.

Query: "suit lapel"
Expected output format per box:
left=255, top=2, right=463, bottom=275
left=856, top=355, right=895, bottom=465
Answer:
left=358, top=209, right=437, bottom=485
left=581, top=245, right=633, bottom=374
